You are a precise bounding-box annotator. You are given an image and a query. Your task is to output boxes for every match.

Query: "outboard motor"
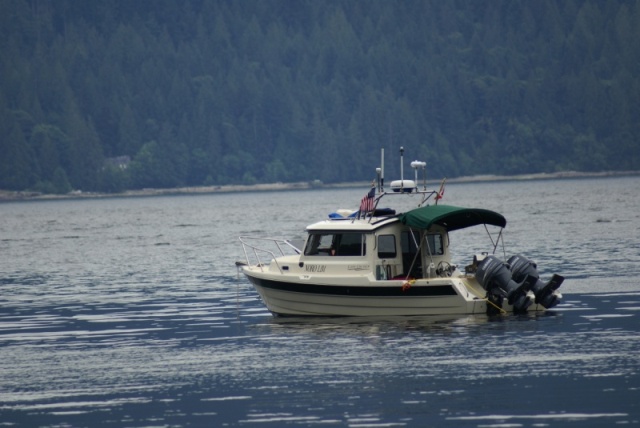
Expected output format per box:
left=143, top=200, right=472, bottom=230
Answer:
left=475, top=255, right=536, bottom=313
left=507, top=255, right=564, bottom=309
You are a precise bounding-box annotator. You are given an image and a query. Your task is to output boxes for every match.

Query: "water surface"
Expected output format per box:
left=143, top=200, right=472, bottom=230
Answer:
left=1, top=176, right=639, bottom=427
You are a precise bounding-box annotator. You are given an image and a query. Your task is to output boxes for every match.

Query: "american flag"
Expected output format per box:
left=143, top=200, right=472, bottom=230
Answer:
left=359, top=187, right=376, bottom=213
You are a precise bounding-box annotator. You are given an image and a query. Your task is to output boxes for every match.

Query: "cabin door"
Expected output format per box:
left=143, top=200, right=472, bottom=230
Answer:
left=400, top=230, right=423, bottom=278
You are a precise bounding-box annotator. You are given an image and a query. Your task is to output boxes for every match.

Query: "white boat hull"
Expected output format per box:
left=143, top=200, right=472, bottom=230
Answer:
left=243, top=267, right=543, bottom=317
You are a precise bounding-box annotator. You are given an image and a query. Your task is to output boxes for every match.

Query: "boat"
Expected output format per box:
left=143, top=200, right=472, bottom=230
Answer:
left=238, top=148, right=563, bottom=317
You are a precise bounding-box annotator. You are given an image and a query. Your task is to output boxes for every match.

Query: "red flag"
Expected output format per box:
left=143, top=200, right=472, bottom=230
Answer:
left=360, top=187, right=376, bottom=213
left=435, top=179, right=446, bottom=203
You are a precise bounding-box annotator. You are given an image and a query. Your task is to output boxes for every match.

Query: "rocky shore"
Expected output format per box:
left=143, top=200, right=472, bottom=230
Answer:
left=1, top=170, right=638, bottom=202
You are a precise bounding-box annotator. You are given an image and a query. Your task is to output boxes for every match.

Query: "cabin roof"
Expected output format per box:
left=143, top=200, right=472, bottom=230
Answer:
left=306, top=216, right=399, bottom=232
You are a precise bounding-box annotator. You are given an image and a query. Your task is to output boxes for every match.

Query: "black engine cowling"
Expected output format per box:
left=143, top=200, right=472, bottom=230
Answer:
left=507, top=255, right=564, bottom=309
left=475, top=255, right=536, bottom=313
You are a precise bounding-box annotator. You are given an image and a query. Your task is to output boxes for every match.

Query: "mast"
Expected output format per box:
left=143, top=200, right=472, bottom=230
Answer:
left=381, top=148, right=385, bottom=191
left=399, top=146, right=404, bottom=182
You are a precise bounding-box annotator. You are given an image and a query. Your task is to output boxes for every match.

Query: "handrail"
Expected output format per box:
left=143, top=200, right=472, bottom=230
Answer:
left=239, top=236, right=301, bottom=274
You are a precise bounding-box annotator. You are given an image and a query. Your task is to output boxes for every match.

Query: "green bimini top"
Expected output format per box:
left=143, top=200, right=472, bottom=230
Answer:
left=399, top=204, right=507, bottom=231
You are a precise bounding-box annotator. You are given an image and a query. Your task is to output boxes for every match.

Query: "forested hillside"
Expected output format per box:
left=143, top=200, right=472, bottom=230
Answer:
left=1, top=0, right=639, bottom=193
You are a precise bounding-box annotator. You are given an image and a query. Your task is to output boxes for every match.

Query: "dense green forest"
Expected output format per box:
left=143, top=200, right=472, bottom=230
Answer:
left=1, top=0, right=639, bottom=193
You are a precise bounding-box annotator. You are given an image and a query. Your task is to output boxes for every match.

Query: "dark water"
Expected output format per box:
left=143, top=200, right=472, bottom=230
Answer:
left=1, top=176, right=639, bottom=427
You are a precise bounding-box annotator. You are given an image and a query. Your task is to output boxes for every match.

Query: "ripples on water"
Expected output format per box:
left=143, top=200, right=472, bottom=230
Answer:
left=1, top=177, right=639, bottom=427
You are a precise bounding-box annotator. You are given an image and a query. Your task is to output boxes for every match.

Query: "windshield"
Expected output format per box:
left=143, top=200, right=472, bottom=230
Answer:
left=304, top=232, right=367, bottom=256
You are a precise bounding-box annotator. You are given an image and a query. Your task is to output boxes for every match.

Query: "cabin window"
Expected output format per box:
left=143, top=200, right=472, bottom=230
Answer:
left=377, top=235, right=396, bottom=259
left=425, top=233, right=444, bottom=255
left=304, top=232, right=367, bottom=256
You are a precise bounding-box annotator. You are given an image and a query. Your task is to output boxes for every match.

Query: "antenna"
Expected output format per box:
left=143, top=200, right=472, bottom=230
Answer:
left=410, top=160, right=427, bottom=189
left=380, top=148, right=385, bottom=191
left=399, top=146, right=404, bottom=181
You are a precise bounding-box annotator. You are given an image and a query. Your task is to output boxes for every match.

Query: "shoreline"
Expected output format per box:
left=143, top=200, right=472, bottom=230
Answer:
left=1, top=170, right=638, bottom=202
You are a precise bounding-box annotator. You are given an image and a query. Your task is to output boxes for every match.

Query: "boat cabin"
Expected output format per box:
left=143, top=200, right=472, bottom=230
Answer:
left=301, top=217, right=452, bottom=281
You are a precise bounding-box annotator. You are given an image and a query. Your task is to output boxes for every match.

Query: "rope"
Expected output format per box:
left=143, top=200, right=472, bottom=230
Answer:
left=401, top=279, right=416, bottom=292
left=461, top=279, right=507, bottom=314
